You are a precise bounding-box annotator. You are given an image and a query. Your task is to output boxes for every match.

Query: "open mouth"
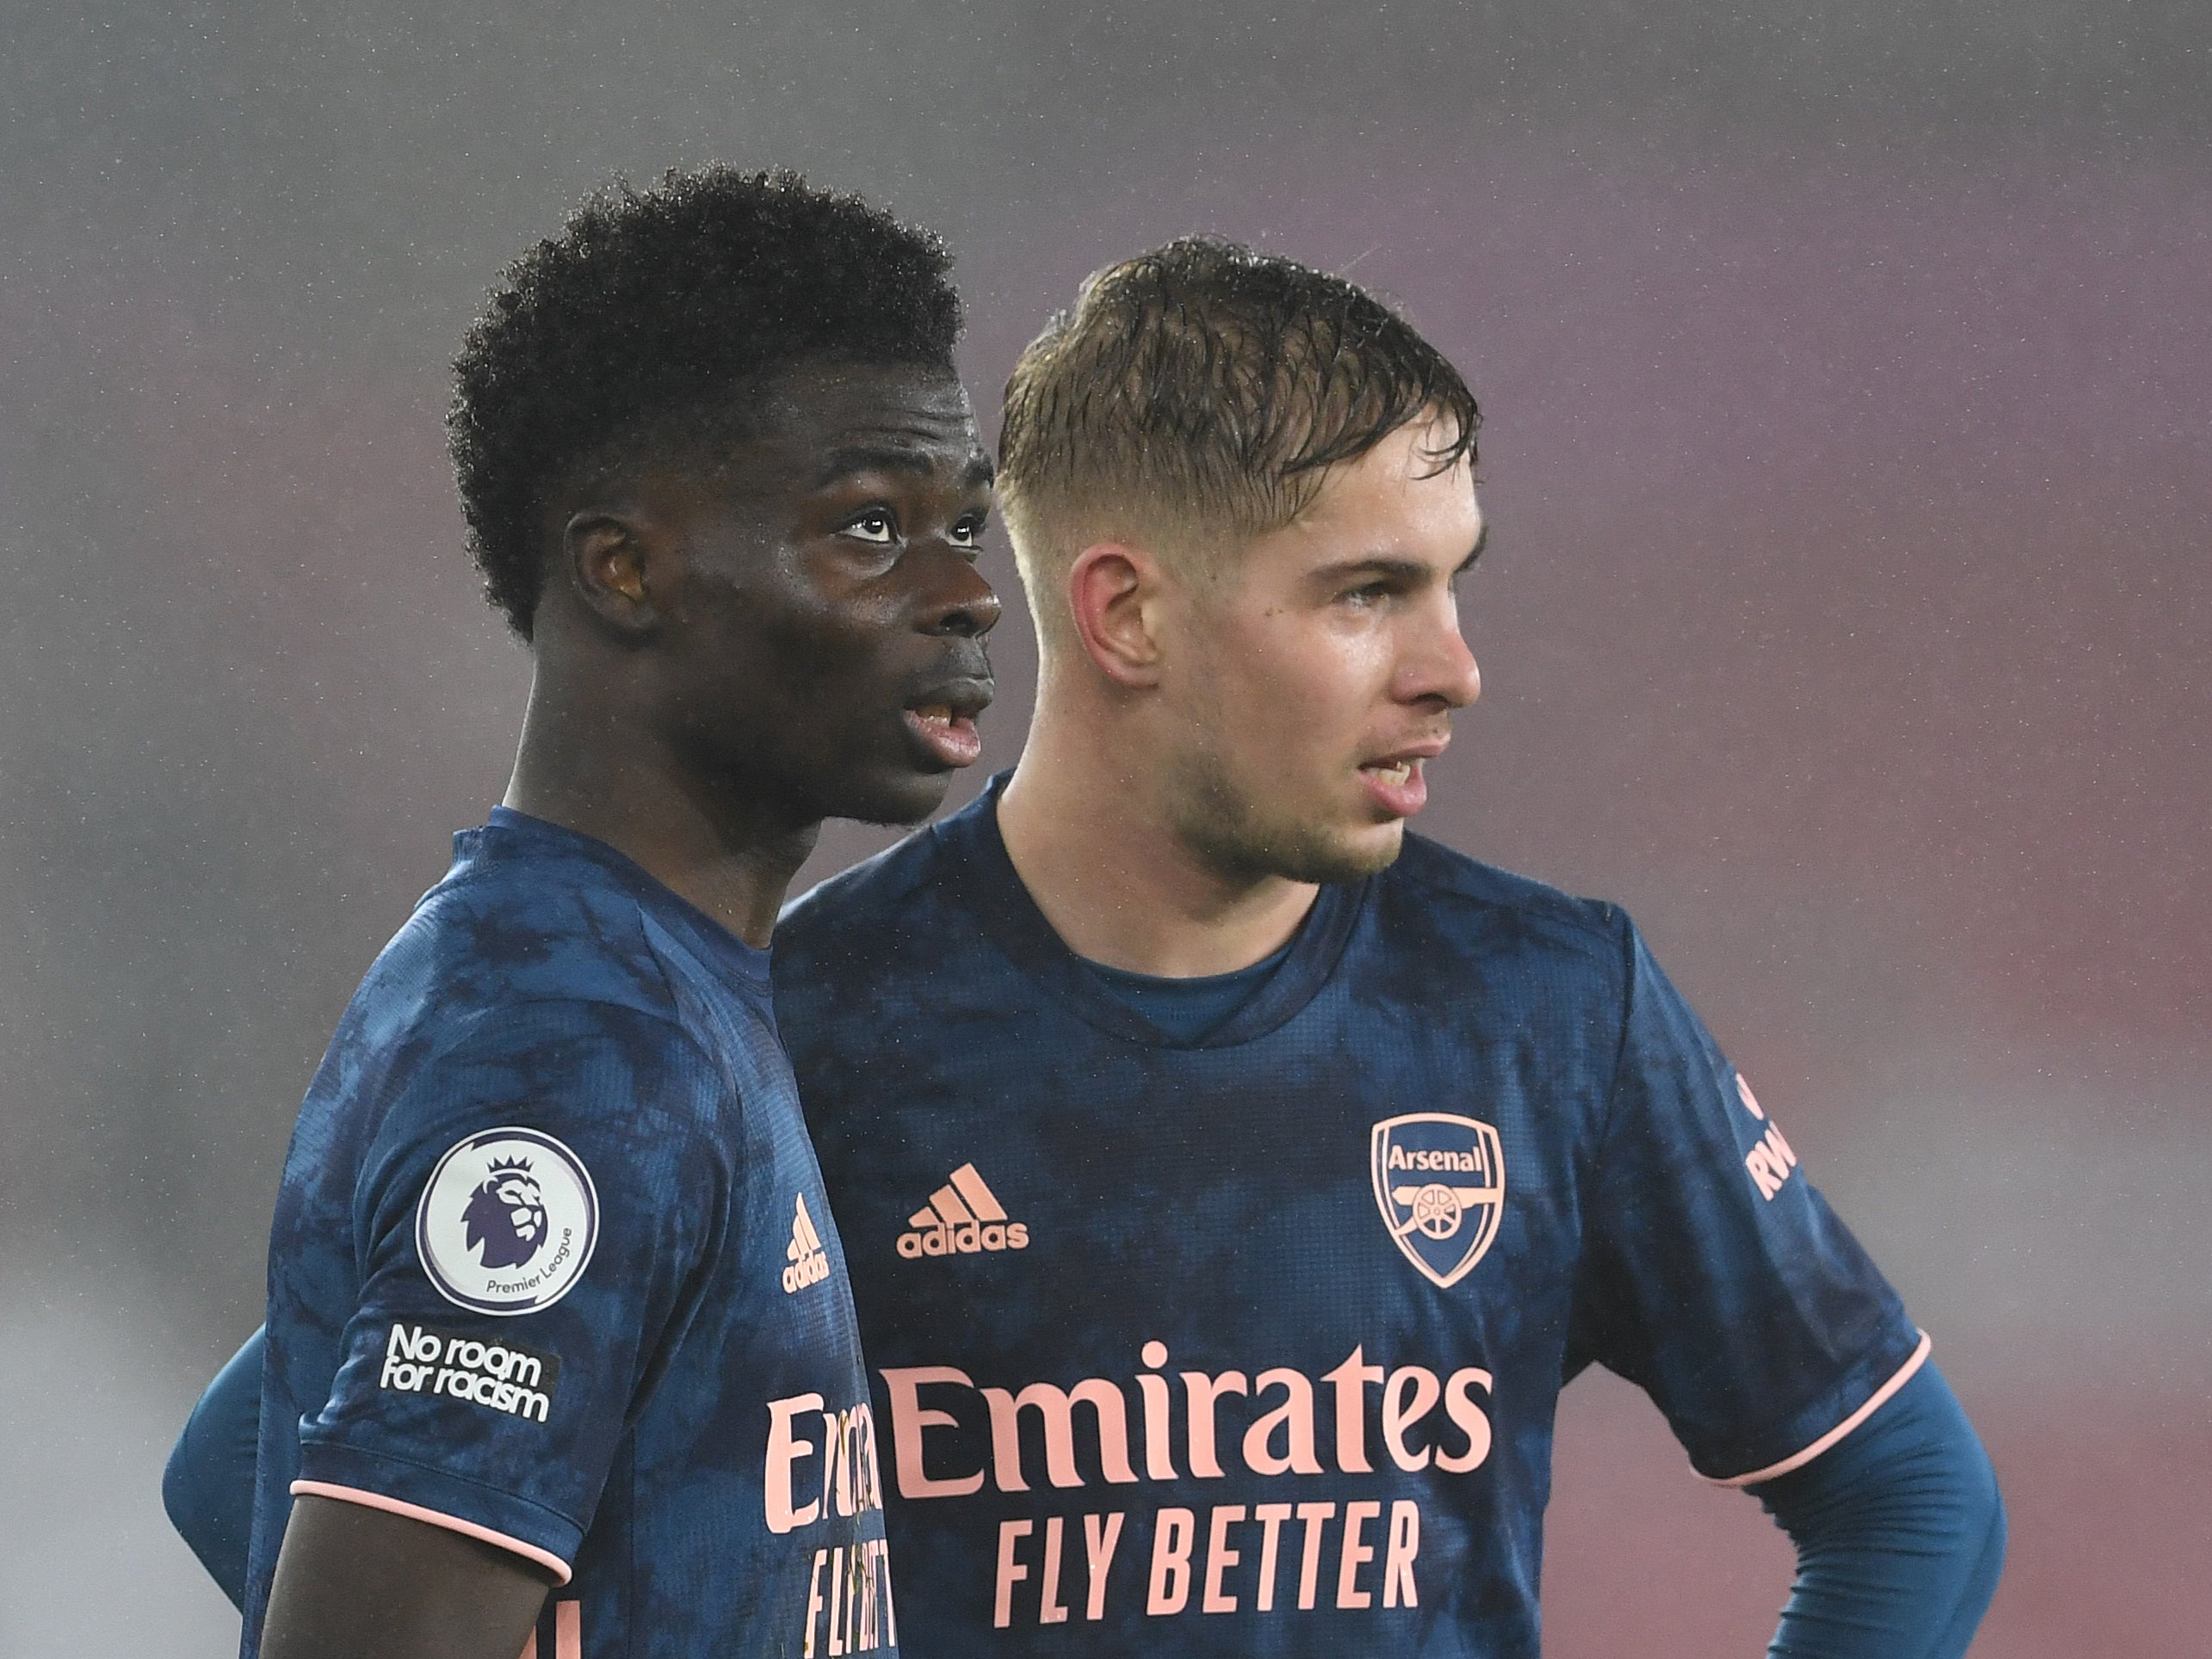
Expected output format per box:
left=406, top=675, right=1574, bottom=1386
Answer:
left=903, top=690, right=988, bottom=769
left=1356, top=746, right=1442, bottom=817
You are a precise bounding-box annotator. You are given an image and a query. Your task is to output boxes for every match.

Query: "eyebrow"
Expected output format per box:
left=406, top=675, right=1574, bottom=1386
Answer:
left=813, top=446, right=996, bottom=490
left=1310, top=523, right=1489, bottom=586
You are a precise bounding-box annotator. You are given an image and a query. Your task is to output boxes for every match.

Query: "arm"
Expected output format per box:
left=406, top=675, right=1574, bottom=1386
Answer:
left=1566, top=922, right=1999, bottom=1650
left=164, top=1326, right=266, bottom=1610
left=260, top=1000, right=725, bottom=1644
left=260, top=1496, right=551, bottom=1659
left=1752, top=1361, right=2005, bottom=1659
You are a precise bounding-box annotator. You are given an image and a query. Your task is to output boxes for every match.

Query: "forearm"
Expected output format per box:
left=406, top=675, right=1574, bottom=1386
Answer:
left=1753, top=1362, right=2005, bottom=1659
left=259, top=1494, right=552, bottom=1659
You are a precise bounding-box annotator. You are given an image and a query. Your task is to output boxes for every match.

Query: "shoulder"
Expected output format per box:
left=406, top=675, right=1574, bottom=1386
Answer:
left=1373, top=833, right=1634, bottom=994
left=380, top=855, right=695, bottom=1033
left=317, top=861, right=731, bottom=1141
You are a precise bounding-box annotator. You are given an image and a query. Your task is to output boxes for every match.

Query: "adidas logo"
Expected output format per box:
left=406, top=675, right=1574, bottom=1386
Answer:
left=782, top=1193, right=831, bottom=1293
left=896, top=1163, right=1029, bottom=1259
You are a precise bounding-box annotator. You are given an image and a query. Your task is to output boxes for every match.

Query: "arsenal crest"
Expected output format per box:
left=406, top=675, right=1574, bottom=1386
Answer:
left=1370, top=1113, right=1505, bottom=1288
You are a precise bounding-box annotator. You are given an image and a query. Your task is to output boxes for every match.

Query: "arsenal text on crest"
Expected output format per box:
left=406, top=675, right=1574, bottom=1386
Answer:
left=1369, top=1113, right=1505, bottom=1288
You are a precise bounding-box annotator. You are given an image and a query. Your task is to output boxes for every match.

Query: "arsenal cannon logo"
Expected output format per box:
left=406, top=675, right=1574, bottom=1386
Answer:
left=1369, top=1113, right=1505, bottom=1288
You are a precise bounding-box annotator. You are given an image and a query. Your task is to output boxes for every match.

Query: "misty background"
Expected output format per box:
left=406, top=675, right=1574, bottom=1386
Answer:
left=2, top=2, right=2205, bottom=1652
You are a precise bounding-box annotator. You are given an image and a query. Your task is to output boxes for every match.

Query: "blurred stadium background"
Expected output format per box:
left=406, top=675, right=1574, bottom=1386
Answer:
left=1, top=2, right=2204, bottom=1651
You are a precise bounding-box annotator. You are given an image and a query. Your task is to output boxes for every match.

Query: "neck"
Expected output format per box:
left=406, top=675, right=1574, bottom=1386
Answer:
left=997, top=676, right=1317, bottom=978
left=502, top=672, right=819, bottom=949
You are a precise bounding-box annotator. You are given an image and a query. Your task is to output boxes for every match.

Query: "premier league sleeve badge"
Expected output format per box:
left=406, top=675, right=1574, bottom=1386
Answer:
left=415, top=1126, right=600, bottom=1315
left=1370, top=1113, right=1506, bottom=1288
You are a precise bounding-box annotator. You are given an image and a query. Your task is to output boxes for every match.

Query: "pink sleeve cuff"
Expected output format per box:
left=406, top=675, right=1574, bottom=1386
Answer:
left=1704, top=1329, right=1934, bottom=1488
left=290, top=1479, right=574, bottom=1584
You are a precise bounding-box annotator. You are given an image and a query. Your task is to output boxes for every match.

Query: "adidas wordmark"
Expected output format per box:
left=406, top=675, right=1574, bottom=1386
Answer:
left=897, top=1163, right=1029, bottom=1258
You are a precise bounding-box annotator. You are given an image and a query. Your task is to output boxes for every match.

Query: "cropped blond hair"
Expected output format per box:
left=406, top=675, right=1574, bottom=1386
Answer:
left=997, top=237, right=1479, bottom=643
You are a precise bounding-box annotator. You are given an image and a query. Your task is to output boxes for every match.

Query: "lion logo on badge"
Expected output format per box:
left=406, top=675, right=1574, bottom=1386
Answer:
left=462, top=1158, right=550, bottom=1270
left=1370, top=1113, right=1505, bottom=1288
left=416, top=1127, right=597, bottom=1316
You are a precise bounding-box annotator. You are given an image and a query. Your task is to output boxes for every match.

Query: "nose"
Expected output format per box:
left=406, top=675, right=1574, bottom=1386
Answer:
left=921, top=545, right=1003, bottom=639
left=1398, top=599, right=1481, bottom=711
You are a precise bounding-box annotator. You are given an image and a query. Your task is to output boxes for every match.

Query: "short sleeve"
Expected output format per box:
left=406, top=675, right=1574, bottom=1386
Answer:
left=1566, top=922, right=1925, bottom=1483
left=293, top=999, right=730, bottom=1580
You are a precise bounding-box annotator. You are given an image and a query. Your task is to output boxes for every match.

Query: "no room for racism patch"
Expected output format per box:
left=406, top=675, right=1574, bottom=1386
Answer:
left=379, top=1321, right=563, bottom=1424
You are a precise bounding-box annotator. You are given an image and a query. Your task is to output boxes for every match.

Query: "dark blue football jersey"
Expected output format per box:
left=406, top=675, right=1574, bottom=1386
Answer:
left=246, top=809, right=896, bottom=1659
left=775, top=779, right=1925, bottom=1657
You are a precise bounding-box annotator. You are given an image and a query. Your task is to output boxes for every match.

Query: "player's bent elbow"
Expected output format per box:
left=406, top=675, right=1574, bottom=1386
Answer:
left=158, top=1425, right=197, bottom=1539
left=164, top=1407, right=250, bottom=1610
left=260, top=1493, right=555, bottom=1659
left=1948, top=1433, right=2008, bottom=1632
left=1921, top=1372, right=2008, bottom=1622
left=1962, top=1432, right=2005, bottom=1551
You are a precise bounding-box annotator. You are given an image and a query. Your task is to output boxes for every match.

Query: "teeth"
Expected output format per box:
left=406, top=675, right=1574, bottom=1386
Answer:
left=913, top=705, right=952, bottom=725
left=1366, top=762, right=1412, bottom=785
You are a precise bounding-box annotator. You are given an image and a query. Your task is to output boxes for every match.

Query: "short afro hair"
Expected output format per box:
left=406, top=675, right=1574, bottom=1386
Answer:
left=449, top=167, right=963, bottom=638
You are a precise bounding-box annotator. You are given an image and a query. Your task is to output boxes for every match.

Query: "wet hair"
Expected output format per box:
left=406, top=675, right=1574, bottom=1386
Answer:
left=449, top=167, right=962, bottom=638
left=997, top=236, right=1479, bottom=639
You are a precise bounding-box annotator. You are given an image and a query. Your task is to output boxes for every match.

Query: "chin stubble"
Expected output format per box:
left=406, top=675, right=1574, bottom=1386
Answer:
left=1164, top=737, right=1403, bottom=886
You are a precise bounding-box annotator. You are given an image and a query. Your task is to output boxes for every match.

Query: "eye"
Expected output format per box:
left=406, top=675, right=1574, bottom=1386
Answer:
left=840, top=508, right=899, bottom=545
left=948, top=511, right=988, bottom=552
left=1342, top=580, right=1396, bottom=608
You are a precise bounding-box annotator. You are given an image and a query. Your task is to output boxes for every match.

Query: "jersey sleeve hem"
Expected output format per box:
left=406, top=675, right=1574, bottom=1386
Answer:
left=293, top=1441, right=584, bottom=1582
left=1702, top=1329, right=1932, bottom=1488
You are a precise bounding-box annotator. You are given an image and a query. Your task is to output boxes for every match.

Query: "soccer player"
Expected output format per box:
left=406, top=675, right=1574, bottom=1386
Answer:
left=769, top=239, right=2005, bottom=1656
left=172, top=237, right=2005, bottom=1657
left=219, top=169, right=997, bottom=1659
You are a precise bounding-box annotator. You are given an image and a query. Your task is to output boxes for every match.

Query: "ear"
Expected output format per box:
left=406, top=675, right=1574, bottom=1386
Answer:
left=561, top=511, right=664, bottom=637
left=1066, top=541, right=1167, bottom=688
